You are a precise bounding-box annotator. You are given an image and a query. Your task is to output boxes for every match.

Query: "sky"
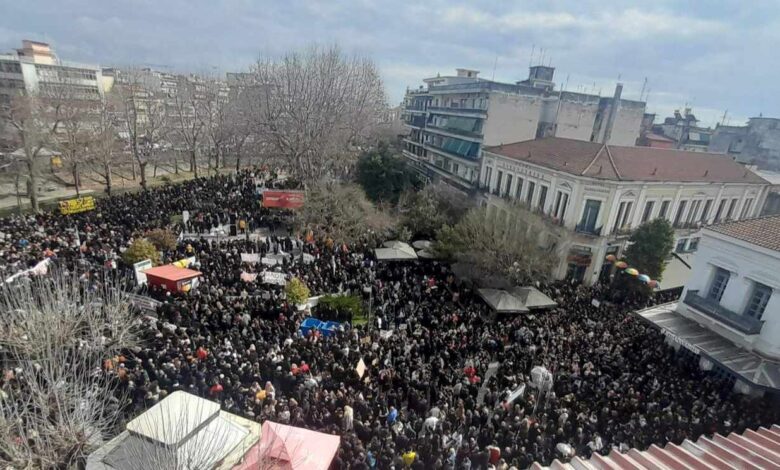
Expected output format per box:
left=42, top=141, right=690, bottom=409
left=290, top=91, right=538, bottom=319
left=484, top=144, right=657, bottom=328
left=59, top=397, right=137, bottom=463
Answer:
left=1, top=0, right=778, bottom=127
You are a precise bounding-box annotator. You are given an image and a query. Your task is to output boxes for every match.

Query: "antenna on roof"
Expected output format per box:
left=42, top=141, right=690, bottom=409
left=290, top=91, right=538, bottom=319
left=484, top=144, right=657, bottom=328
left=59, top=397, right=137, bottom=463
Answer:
left=491, top=55, right=498, bottom=81
left=529, top=44, right=535, bottom=68
left=639, top=77, right=647, bottom=101
left=720, top=110, right=728, bottom=126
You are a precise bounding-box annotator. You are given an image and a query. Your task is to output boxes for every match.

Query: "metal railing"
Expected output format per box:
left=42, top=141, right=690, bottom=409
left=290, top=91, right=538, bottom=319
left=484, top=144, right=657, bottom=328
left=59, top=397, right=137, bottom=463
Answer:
left=428, top=106, right=487, bottom=115
left=575, top=223, right=602, bottom=237
left=684, top=290, right=764, bottom=335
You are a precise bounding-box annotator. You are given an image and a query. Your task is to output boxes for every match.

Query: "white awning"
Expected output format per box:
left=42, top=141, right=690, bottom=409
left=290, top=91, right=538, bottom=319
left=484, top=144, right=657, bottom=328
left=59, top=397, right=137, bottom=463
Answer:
left=636, top=303, right=780, bottom=391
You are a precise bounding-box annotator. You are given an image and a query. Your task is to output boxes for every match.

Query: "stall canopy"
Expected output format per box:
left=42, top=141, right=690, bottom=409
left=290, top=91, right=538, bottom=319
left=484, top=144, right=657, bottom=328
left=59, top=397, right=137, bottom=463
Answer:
left=375, top=241, right=417, bottom=261
left=477, top=286, right=558, bottom=313
left=412, top=240, right=433, bottom=250
left=143, top=265, right=202, bottom=292
left=477, top=288, right=529, bottom=314
left=235, top=421, right=340, bottom=470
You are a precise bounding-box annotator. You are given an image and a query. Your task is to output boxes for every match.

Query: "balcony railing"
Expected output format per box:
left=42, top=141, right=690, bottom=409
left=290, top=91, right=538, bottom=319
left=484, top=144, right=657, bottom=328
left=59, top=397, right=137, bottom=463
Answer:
left=674, top=221, right=703, bottom=230
left=684, top=290, right=764, bottom=335
left=428, top=106, right=487, bottom=115
left=575, top=223, right=603, bottom=237
left=425, top=124, right=483, bottom=139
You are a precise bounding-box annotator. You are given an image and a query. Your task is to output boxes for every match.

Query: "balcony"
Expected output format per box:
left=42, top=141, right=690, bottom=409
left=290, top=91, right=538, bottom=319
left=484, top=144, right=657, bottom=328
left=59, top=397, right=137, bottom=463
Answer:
left=425, top=124, right=483, bottom=139
left=673, top=221, right=702, bottom=231
left=428, top=106, right=487, bottom=116
left=575, top=223, right=603, bottom=237
left=684, top=290, right=764, bottom=335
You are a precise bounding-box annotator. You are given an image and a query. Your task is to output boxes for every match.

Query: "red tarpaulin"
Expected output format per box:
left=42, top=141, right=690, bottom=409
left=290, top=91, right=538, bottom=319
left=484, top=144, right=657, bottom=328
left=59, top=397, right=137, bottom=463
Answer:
left=262, top=190, right=304, bottom=209
left=235, top=421, right=340, bottom=470
left=143, top=265, right=202, bottom=292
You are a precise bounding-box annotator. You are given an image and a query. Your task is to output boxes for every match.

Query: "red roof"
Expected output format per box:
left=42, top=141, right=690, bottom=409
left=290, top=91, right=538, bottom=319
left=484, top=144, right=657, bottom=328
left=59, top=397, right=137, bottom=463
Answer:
left=644, top=133, right=676, bottom=143
left=707, top=215, right=780, bottom=252
left=532, top=424, right=780, bottom=469
left=142, top=265, right=202, bottom=282
left=484, top=137, right=768, bottom=184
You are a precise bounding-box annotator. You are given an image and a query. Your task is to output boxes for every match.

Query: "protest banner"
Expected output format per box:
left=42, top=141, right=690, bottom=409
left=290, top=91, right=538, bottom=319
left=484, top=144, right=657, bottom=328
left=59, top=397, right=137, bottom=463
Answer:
left=133, top=259, right=153, bottom=286
left=59, top=196, right=96, bottom=215
left=263, top=271, right=287, bottom=286
left=241, top=253, right=260, bottom=264
left=262, top=190, right=305, bottom=209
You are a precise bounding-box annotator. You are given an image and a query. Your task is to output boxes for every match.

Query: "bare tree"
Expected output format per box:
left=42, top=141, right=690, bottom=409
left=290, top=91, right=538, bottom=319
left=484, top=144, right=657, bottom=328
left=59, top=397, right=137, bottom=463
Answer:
left=435, top=203, right=564, bottom=287
left=85, top=98, right=121, bottom=195
left=250, top=45, right=388, bottom=184
left=200, top=79, right=230, bottom=174
left=0, top=92, right=63, bottom=212
left=170, top=76, right=206, bottom=178
left=114, top=69, right=169, bottom=189
left=0, top=272, right=141, bottom=468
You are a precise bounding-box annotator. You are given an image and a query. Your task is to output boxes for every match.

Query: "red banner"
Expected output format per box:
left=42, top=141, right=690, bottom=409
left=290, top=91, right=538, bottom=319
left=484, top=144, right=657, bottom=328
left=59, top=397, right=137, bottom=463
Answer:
left=262, top=190, right=305, bottom=209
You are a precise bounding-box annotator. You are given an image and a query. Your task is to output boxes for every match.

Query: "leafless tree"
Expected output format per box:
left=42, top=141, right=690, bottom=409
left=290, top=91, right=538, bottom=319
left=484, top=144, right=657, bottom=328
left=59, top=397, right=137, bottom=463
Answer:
left=250, top=45, right=388, bottom=184
left=114, top=69, right=169, bottom=189
left=170, top=76, right=206, bottom=178
left=0, top=272, right=141, bottom=468
left=0, top=92, right=64, bottom=212
left=85, top=98, right=121, bottom=195
left=435, top=202, right=564, bottom=287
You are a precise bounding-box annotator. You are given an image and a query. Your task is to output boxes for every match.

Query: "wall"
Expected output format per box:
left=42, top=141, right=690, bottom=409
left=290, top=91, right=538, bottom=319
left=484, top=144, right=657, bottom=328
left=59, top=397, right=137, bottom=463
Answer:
left=482, top=92, right=541, bottom=146
left=552, top=94, right=600, bottom=141
left=680, top=232, right=780, bottom=359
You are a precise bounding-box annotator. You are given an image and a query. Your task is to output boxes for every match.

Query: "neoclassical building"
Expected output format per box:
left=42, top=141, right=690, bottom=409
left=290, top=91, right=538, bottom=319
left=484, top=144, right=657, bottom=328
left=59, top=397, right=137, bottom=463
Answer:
left=479, top=137, right=771, bottom=285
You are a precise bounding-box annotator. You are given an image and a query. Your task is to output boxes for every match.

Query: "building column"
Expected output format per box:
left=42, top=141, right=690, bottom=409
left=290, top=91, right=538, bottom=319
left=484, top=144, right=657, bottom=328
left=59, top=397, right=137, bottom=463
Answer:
left=630, top=185, right=648, bottom=228
left=708, top=184, right=726, bottom=224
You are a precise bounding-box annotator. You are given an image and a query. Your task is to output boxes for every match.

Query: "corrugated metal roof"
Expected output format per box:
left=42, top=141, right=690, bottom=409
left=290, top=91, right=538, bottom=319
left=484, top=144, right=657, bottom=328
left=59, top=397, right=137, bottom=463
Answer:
left=531, top=424, right=780, bottom=470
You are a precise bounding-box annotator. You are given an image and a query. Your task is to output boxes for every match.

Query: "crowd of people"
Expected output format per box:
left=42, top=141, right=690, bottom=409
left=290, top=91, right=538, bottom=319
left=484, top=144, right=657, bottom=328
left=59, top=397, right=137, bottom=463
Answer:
left=1, top=170, right=779, bottom=469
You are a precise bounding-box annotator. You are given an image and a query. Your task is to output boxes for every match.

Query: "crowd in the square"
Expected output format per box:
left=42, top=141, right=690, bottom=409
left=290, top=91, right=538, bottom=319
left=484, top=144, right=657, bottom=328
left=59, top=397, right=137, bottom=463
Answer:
left=1, top=170, right=778, bottom=470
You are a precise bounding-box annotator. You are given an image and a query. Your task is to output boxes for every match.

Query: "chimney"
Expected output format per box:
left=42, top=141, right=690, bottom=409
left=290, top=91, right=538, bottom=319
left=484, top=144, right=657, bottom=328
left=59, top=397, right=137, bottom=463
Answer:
left=602, top=83, right=623, bottom=145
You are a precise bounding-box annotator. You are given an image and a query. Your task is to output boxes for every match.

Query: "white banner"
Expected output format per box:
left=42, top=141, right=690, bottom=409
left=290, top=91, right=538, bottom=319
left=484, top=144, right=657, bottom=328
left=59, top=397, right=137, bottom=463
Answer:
left=127, top=293, right=162, bottom=312
left=263, top=272, right=287, bottom=286
left=241, top=253, right=261, bottom=264
left=133, top=259, right=152, bottom=286
left=261, top=257, right=278, bottom=266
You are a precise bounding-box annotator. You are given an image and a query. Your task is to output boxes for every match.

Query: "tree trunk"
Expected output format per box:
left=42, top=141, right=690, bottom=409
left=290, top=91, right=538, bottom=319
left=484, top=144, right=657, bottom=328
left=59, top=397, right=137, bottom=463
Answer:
left=104, top=162, right=113, bottom=196
left=174, top=153, right=180, bottom=175
left=190, top=150, right=198, bottom=178
left=131, top=158, right=137, bottom=180
left=27, top=161, right=40, bottom=213
left=73, top=163, right=81, bottom=197
left=139, top=161, right=148, bottom=190
left=235, top=151, right=241, bottom=172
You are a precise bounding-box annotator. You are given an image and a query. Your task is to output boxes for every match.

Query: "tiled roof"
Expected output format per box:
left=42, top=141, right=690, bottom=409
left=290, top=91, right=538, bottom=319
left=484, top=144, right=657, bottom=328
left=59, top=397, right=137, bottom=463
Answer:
left=532, top=424, right=780, bottom=470
left=706, top=215, right=780, bottom=252
left=483, top=137, right=768, bottom=184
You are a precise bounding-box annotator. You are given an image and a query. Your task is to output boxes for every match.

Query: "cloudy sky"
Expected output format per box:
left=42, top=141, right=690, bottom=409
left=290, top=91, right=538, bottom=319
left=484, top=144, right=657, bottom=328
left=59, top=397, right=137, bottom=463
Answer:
left=2, top=0, right=777, bottom=126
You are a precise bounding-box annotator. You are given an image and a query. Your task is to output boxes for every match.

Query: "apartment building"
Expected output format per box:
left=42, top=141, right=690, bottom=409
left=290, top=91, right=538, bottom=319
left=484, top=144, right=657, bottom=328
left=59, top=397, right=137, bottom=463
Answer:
left=0, top=40, right=105, bottom=104
left=637, top=216, right=780, bottom=396
left=479, top=137, right=771, bottom=285
left=401, top=66, right=645, bottom=190
left=709, top=117, right=780, bottom=171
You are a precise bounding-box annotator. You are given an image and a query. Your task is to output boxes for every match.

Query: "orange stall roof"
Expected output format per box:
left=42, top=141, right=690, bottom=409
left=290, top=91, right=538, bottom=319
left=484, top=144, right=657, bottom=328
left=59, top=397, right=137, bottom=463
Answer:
left=142, top=265, right=202, bottom=282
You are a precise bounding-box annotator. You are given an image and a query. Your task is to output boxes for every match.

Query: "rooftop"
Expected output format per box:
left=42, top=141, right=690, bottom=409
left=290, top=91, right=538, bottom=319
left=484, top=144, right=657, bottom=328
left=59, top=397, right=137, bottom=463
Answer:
left=707, top=215, right=780, bottom=252
left=484, top=137, right=768, bottom=184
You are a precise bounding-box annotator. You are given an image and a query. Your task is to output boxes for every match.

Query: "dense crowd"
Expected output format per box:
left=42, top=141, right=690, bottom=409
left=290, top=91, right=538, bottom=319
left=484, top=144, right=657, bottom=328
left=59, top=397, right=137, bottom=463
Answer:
left=1, top=171, right=778, bottom=469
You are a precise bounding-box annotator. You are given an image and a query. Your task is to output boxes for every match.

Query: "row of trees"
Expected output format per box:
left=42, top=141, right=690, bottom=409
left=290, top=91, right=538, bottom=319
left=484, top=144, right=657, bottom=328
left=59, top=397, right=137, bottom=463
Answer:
left=0, top=45, right=390, bottom=212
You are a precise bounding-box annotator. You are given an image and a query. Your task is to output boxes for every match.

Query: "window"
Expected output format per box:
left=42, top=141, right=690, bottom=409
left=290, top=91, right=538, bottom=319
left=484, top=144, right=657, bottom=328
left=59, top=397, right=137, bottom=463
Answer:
left=483, top=167, right=492, bottom=188
left=505, top=174, right=513, bottom=196
left=700, top=199, right=713, bottom=223
left=526, top=181, right=536, bottom=206
left=688, top=237, right=700, bottom=251
left=714, top=199, right=727, bottom=222
left=707, top=267, right=730, bottom=302
left=658, top=200, right=671, bottom=219
left=515, top=178, right=524, bottom=199
left=554, top=191, right=569, bottom=220
left=579, top=199, right=601, bottom=232
left=744, top=283, right=772, bottom=319
left=641, top=201, right=655, bottom=223
left=614, top=201, right=634, bottom=232
left=538, top=186, right=548, bottom=211
left=726, top=198, right=738, bottom=220
left=687, top=200, right=701, bottom=224
left=495, top=171, right=503, bottom=195
left=675, top=239, right=688, bottom=253
left=740, top=198, right=754, bottom=219
left=673, top=200, right=688, bottom=226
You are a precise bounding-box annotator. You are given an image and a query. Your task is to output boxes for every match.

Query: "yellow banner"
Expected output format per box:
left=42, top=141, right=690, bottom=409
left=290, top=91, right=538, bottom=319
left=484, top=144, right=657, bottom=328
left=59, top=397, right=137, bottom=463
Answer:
left=59, top=196, right=96, bottom=215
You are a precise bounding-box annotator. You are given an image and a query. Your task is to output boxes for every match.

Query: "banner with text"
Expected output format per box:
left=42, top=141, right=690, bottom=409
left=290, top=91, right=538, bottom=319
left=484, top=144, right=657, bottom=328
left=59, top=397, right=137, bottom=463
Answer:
left=262, top=190, right=304, bottom=209
left=59, top=196, right=96, bottom=215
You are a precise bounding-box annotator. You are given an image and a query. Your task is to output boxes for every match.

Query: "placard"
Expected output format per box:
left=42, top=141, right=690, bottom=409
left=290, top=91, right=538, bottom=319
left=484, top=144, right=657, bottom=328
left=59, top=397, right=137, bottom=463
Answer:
left=263, top=271, right=287, bottom=286
left=133, top=259, right=153, bottom=286
left=59, top=196, right=96, bottom=215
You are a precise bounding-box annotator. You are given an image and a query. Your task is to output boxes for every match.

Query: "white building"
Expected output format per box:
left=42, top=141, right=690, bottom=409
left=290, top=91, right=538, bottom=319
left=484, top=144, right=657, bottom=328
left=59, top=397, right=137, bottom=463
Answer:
left=480, top=137, right=771, bottom=285
left=0, top=40, right=106, bottom=103
left=637, top=216, right=780, bottom=395
left=401, top=67, right=645, bottom=191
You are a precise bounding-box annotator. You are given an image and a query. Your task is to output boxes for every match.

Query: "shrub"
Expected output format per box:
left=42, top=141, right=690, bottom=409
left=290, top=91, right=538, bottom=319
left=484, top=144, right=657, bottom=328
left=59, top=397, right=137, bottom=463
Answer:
left=145, top=228, right=178, bottom=251
left=317, top=294, right=363, bottom=322
left=122, top=238, right=160, bottom=266
left=285, top=277, right=310, bottom=306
